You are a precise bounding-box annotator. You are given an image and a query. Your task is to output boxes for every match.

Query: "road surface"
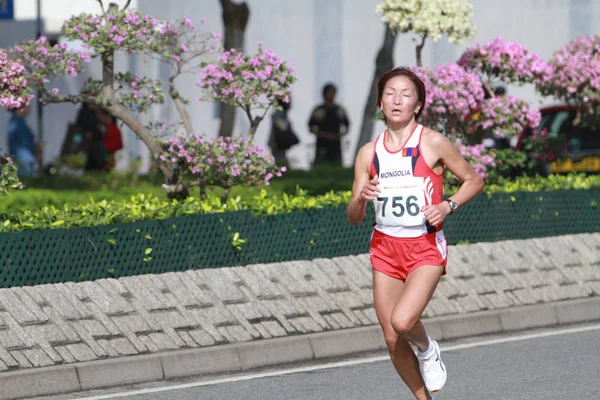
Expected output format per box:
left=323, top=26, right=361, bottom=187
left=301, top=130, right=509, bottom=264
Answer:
left=34, top=323, right=600, bottom=400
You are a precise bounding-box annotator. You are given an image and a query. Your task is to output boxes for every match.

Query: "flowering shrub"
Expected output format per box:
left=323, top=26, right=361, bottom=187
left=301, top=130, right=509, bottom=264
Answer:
left=9, top=36, right=91, bottom=96
left=375, top=0, right=475, bottom=44
left=62, top=8, right=201, bottom=56
left=82, top=72, right=165, bottom=113
left=161, top=135, right=286, bottom=201
left=467, top=96, right=541, bottom=138
left=460, top=143, right=496, bottom=178
left=413, top=63, right=484, bottom=135
left=0, top=50, right=29, bottom=195
left=0, top=156, right=23, bottom=197
left=2, top=2, right=296, bottom=200
left=0, top=50, right=32, bottom=109
left=445, top=143, right=495, bottom=186
left=458, top=37, right=553, bottom=86
left=197, top=44, right=296, bottom=137
left=537, top=35, right=600, bottom=114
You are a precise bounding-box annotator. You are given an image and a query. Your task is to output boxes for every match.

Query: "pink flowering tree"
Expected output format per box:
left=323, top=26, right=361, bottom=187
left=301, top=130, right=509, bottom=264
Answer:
left=465, top=95, right=541, bottom=140
left=0, top=50, right=33, bottom=109
left=197, top=44, right=296, bottom=139
left=0, top=51, right=32, bottom=195
left=537, top=35, right=600, bottom=117
left=412, top=63, right=484, bottom=141
left=3, top=1, right=295, bottom=200
left=445, top=143, right=496, bottom=186
left=458, top=37, right=553, bottom=95
left=457, top=37, right=548, bottom=140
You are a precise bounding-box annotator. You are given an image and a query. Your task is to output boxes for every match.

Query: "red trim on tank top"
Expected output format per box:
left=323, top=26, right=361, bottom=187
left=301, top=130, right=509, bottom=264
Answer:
left=383, top=123, right=420, bottom=154
left=369, top=137, right=378, bottom=178
left=416, top=126, right=444, bottom=177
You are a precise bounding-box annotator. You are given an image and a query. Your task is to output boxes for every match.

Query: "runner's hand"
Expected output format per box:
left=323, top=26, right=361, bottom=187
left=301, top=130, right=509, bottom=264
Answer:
left=360, top=175, right=381, bottom=201
left=421, top=203, right=450, bottom=227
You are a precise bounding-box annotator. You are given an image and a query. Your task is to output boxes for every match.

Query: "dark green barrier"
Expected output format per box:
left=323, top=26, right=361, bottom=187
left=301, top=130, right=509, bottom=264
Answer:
left=0, top=190, right=598, bottom=288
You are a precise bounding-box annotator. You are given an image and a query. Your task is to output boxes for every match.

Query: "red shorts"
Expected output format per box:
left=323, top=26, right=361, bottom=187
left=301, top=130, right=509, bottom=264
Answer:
left=370, top=229, right=448, bottom=281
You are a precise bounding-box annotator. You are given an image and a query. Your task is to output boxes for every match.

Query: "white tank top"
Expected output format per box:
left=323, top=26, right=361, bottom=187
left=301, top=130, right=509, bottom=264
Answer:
left=369, top=124, right=444, bottom=238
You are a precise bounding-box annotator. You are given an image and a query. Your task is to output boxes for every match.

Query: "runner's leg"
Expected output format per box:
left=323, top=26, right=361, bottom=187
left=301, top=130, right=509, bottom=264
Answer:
left=373, top=269, right=432, bottom=400
left=391, top=265, right=446, bottom=392
left=390, top=265, right=444, bottom=350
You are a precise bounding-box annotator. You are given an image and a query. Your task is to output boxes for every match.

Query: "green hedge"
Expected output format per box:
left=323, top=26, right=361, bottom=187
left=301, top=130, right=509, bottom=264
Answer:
left=1, top=173, right=599, bottom=232
left=0, top=189, right=598, bottom=288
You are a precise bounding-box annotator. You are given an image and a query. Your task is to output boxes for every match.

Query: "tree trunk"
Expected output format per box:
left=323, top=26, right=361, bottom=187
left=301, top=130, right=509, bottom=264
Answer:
left=247, top=116, right=262, bottom=139
left=447, top=114, right=459, bottom=142
left=354, top=24, right=397, bottom=157
left=218, top=0, right=249, bottom=137
left=415, top=34, right=427, bottom=67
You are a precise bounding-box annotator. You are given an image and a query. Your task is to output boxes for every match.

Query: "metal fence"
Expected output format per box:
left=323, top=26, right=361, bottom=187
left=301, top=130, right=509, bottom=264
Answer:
left=0, top=190, right=598, bottom=288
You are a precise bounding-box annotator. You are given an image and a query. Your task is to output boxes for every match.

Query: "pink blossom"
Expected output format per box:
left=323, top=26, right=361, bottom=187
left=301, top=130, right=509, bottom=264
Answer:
left=183, top=17, right=195, bottom=30
left=538, top=35, right=600, bottom=114
left=470, top=96, right=541, bottom=138
left=458, top=37, right=553, bottom=85
left=412, top=63, right=484, bottom=131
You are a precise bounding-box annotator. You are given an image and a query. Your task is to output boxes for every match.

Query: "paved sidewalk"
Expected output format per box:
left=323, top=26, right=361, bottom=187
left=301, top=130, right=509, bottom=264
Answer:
left=4, top=298, right=600, bottom=400
left=0, top=233, right=597, bottom=399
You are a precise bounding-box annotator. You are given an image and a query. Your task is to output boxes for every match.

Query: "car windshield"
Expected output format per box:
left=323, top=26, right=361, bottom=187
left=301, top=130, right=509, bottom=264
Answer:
left=532, top=109, right=600, bottom=151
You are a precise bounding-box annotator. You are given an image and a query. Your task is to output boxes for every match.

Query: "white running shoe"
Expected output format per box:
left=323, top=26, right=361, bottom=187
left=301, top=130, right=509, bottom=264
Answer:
left=418, top=339, right=447, bottom=392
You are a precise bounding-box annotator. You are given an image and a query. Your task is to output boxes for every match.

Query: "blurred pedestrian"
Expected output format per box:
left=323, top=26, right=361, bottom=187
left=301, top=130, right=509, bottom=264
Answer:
left=7, top=104, right=42, bottom=176
left=268, top=96, right=299, bottom=166
left=97, top=109, right=123, bottom=170
left=76, top=103, right=107, bottom=171
left=308, top=83, right=350, bottom=166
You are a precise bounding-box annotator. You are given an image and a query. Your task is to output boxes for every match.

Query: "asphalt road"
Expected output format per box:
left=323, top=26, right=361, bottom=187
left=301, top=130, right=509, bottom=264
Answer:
left=36, top=324, right=600, bottom=400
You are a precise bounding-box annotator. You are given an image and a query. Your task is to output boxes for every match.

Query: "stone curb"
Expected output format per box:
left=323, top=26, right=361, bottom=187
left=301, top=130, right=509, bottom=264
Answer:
left=3, top=296, right=599, bottom=400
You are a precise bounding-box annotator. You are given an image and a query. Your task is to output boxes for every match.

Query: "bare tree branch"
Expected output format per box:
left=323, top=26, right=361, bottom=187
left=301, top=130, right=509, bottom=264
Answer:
left=242, top=104, right=253, bottom=125
left=162, top=179, right=204, bottom=194
left=482, top=78, right=495, bottom=99
left=96, top=0, right=105, bottom=13
left=169, top=75, right=193, bottom=134
left=123, top=0, right=132, bottom=10
left=107, top=104, right=171, bottom=175
left=39, top=94, right=99, bottom=105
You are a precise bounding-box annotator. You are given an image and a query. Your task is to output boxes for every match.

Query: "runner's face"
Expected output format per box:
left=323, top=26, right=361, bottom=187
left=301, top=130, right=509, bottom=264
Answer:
left=380, top=76, right=421, bottom=125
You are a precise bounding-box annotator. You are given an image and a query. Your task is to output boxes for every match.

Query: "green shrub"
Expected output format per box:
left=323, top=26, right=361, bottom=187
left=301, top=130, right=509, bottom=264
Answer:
left=1, top=173, right=597, bottom=233
left=0, top=193, right=243, bottom=232
left=481, top=173, right=600, bottom=193
left=0, top=188, right=352, bottom=232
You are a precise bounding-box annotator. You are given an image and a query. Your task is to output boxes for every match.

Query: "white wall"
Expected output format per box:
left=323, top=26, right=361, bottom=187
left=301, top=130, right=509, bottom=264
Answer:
left=4, top=0, right=600, bottom=170
left=15, top=0, right=138, bottom=33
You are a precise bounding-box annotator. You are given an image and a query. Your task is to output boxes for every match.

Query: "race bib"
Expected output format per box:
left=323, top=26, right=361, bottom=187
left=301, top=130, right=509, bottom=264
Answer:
left=374, top=176, right=426, bottom=227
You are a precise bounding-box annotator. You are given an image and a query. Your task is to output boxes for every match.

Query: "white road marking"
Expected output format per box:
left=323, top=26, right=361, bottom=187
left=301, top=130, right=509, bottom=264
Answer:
left=73, top=323, right=600, bottom=399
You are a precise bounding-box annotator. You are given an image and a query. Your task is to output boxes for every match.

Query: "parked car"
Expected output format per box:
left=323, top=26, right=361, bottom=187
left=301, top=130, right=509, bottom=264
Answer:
left=515, top=104, right=600, bottom=175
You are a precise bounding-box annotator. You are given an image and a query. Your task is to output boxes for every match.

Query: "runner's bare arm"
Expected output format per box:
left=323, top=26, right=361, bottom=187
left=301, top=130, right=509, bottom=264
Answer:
left=347, top=143, right=378, bottom=226
left=432, top=133, right=484, bottom=211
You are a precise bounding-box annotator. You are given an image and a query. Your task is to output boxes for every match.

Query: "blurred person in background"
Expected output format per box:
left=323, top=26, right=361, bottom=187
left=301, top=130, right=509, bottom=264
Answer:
left=7, top=104, right=43, bottom=177
left=97, top=109, right=123, bottom=170
left=76, top=103, right=107, bottom=171
left=308, top=83, right=350, bottom=167
left=268, top=96, right=299, bottom=166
